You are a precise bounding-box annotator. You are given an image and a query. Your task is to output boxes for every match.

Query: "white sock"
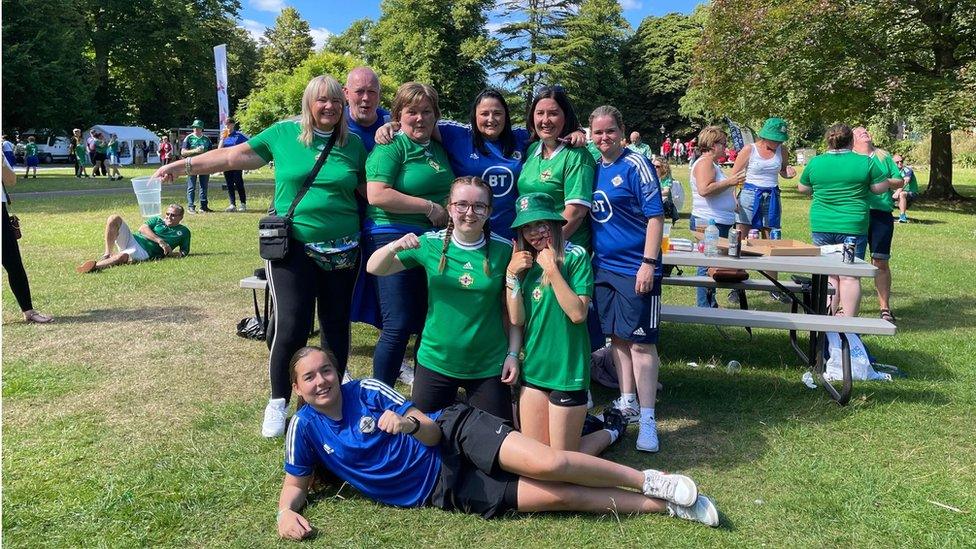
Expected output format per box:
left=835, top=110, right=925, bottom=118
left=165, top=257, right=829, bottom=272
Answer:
left=620, top=392, right=637, bottom=406
left=641, top=407, right=656, bottom=423
left=603, top=428, right=619, bottom=444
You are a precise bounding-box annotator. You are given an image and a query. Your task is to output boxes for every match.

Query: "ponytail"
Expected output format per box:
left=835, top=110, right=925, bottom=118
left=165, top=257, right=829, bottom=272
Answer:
left=438, top=218, right=455, bottom=273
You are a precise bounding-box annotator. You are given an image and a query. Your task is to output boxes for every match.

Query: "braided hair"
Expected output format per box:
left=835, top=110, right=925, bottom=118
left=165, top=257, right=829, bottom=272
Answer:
left=437, top=176, right=494, bottom=275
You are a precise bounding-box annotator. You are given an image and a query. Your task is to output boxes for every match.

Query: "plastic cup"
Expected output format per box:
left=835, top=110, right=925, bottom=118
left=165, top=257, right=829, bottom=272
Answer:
left=131, top=175, right=161, bottom=193
left=131, top=176, right=162, bottom=218
left=661, top=223, right=672, bottom=254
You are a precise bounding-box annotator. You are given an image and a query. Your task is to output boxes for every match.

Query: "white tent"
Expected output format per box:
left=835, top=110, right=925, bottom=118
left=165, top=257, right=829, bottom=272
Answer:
left=87, top=125, right=161, bottom=165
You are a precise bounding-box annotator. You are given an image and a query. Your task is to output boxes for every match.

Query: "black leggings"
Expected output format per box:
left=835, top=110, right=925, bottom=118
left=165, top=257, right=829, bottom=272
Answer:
left=411, top=363, right=513, bottom=422
left=266, top=241, right=356, bottom=401
left=2, top=204, right=34, bottom=312
left=224, top=170, right=246, bottom=204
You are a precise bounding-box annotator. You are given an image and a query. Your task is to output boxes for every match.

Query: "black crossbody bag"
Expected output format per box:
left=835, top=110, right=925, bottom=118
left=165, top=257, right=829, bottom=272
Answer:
left=258, top=130, right=338, bottom=260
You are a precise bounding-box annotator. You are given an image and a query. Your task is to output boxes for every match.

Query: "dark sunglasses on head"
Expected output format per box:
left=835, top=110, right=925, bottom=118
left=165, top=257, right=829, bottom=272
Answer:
left=534, top=84, right=566, bottom=96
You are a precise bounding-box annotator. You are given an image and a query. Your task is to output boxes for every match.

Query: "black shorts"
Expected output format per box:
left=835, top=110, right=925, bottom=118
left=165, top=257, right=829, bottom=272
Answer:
left=903, top=191, right=919, bottom=206
left=593, top=267, right=661, bottom=344
left=522, top=380, right=588, bottom=407
left=868, top=209, right=894, bottom=260
left=427, top=404, right=519, bottom=519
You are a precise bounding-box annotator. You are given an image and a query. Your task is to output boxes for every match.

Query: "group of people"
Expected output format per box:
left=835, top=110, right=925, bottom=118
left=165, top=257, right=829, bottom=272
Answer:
left=149, top=67, right=720, bottom=534
left=174, top=118, right=251, bottom=214
left=70, top=128, right=124, bottom=180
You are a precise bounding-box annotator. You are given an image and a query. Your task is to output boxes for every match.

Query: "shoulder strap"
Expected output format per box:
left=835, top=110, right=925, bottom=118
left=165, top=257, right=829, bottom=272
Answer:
left=283, top=130, right=339, bottom=220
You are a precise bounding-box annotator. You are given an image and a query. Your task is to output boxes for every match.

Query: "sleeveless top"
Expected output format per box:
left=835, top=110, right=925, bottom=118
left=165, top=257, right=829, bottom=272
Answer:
left=690, top=157, right=736, bottom=225
left=745, top=142, right=782, bottom=189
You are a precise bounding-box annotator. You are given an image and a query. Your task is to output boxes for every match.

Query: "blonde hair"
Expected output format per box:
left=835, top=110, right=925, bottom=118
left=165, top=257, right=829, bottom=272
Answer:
left=439, top=176, right=493, bottom=275
left=391, top=82, right=440, bottom=123
left=655, top=159, right=672, bottom=179
left=697, top=126, right=726, bottom=155
left=298, top=75, right=349, bottom=148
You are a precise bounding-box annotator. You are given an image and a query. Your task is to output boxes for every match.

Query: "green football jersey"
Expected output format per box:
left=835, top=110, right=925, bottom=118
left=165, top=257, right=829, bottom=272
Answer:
left=521, top=243, right=593, bottom=391
left=517, top=141, right=596, bottom=249
left=799, top=150, right=886, bottom=235
left=397, top=230, right=513, bottom=379
left=867, top=151, right=901, bottom=212
left=249, top=120, right=366, bottom=243
left=133, top=216, right=191, bottom=259
left=365, top=133, right=454, bottom=230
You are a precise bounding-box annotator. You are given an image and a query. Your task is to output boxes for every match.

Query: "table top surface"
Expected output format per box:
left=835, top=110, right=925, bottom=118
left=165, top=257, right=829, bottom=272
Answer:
left=663, top=250, right=877, bottom=278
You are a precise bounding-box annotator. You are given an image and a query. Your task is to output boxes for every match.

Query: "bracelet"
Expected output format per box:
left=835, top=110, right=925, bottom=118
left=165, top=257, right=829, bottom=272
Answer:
left=184, top=157, right=192, bottom=176
left=506, top=351, right=520, bottom=361
left=426, top=200, right=435, bottom=217
left=404, top=416, right=421, bottom=435
left=276, top=509, right=285, bottom=523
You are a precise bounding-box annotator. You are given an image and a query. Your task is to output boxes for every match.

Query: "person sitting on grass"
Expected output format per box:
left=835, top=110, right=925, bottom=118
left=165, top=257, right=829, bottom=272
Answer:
left=276, top=346, right=719, bottom=541
left=76, top=204, right=191, bottom=273
left=891, top=155, right=919, bottom=223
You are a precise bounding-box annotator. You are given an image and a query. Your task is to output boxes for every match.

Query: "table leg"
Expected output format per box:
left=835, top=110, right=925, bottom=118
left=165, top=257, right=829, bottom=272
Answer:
left=809, top=274, right=852, bottom=405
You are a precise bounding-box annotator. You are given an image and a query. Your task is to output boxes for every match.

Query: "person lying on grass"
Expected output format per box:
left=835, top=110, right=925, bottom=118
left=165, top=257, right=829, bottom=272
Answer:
left=276, top=346, right=719, bottom=540
left=76, top=204, right=191, bottom=273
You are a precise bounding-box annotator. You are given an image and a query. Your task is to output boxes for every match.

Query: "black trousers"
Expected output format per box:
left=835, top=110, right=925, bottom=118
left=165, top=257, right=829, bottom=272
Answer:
left=224, top=170, right=246, bottom=204
left=411, top=363, right=514, bottom=422
left=266, top=241, right=356, bottom=401
left=2, top=204, right=34, bottom=312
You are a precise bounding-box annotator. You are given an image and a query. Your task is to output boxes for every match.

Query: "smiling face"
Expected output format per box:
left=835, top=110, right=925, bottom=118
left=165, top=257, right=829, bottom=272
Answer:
left=399, top=98, right=436, bottom=142
left=533, top=98, right=565, bottom=142
left=475, top=97, right=506, bottom=140
left=521, top=221, right=553, bottom=251
left=291, top=349, right=342, bottom=415
left=162, top=206, right=184, bottom=227
left=591, top=115, right=623, bottom=160
left=449, top=183, right=491, bottom=235
left=311, top=85, right=344, bottom=132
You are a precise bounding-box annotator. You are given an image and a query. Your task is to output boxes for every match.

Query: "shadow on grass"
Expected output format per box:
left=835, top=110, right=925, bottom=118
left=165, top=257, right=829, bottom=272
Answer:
left=56, top=306, right=205, bottom=324
left=909, top=198, right=976, bottom=215
left=891, top=296, right=976, bottom=332
left=897, top=217, right=946, bottom=225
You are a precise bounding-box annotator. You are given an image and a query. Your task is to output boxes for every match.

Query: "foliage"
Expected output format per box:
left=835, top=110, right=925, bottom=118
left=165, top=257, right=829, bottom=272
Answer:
left=257, top=7, right=315, bottom=78
left=235, top=51, right=397, bottom=135
left=495, top=0, right=580, bottom=102
left=372, top=0, right=498, bottom=120
left=324, top=18, right=378, bottom=64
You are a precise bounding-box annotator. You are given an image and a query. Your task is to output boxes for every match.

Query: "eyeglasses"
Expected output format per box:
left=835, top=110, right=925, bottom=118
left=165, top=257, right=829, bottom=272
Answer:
left=450, top=201, right=489, bottom=216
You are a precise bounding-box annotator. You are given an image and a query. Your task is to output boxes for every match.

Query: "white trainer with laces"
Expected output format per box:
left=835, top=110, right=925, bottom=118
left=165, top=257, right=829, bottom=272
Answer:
left=224, top=204, right=237, bottom=212
left=261, top=397, right=288, bottom=438
left=398, top=362, right=415, bottom=386
left=642, top=469, right=697, bottom=506
left=667, top=495, right=720, bottom=527
left=636, top=417, right=659, bottom=452
left=611, top=396, right=640, bottom=424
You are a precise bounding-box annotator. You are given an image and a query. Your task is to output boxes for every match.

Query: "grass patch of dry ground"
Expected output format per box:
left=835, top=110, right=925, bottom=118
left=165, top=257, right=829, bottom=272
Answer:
left=3, top=167, right=975, bottom=547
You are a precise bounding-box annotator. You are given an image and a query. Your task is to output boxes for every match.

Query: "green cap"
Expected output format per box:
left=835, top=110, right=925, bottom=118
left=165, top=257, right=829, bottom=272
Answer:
left=511, top=192, right=566, bottom=229
left=190, top=119, right=205, bottom=129
left=758, top=117, right=788, bottom=142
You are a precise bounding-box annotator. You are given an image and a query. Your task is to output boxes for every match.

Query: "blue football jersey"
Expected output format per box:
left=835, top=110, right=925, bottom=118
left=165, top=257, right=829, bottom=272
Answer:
left=590, top=149, right=665, bottom=276
left=284, top=379, right=441, bottom=507
left=347, top=107, right=391, bottom=153
left=438, top=121, right=530, bottom=241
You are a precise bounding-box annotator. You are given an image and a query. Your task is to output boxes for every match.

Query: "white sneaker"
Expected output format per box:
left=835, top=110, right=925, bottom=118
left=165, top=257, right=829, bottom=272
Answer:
left=643, top=469, right=697, bottom=506
left=261, top=398, right=288, bottom=438
left=612, top=396, right=640, bottom=424
left=667, top=495, right=720, bottom=527
left=238, top=203, right=247, bottom=212
left=636, top=417, right=659, bottom=452
left=225, top=204, right=237, bottom=212
left=398, top=362, right=415, bottom=386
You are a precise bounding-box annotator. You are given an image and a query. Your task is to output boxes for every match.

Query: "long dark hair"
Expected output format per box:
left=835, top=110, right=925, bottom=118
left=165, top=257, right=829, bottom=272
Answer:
left=526, top=85, right=580, bottom=142
left=470, top=89, right=516, bottom=158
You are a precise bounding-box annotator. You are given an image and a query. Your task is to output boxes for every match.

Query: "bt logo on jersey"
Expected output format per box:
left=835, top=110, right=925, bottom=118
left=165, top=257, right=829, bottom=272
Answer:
left=590, top=190, right=613, bottom=223
left=482, top=166, right=515, bottom=197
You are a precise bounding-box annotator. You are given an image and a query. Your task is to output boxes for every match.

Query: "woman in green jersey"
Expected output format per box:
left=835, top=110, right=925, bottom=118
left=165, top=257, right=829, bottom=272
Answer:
left=506, top=193, right=617, bottom=454
left=367, top=176, right=519, bottom=421
left=154, top=74, right=367, bottom=438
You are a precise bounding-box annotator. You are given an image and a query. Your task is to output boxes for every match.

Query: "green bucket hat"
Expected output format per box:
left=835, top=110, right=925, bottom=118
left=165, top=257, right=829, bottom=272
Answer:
left=511, top=193, right=566, bottom=229
left=190, top=119, right=205, bottom=129
left=758, top=117, right=788, bottom=142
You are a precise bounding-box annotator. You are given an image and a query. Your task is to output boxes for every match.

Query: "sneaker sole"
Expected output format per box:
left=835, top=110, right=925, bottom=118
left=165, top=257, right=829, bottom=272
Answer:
left=699, top=495, right=720, bottom=527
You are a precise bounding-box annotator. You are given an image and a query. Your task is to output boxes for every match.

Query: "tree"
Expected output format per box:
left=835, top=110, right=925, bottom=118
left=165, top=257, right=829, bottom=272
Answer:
left=554, top=0, right=630, bottom=120
left=689, top=0, right=976, bottom=199
left=324, top=18, right=377, bottom=63
left=258, top=7, right=315, bottom=77
left=495, top=0, right=579, bottom=103
left=235, top=51, right=397, bottom=135
left=372, top=0, right=498, bottom=119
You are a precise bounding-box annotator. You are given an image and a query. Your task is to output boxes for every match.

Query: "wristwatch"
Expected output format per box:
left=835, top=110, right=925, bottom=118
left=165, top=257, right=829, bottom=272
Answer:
left=641, top=256, right=658, bottom=265
left=404, top=416, right=421, bottom=435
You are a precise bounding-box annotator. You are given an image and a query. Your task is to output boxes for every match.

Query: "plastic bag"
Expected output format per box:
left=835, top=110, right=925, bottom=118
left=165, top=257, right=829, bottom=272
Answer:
left=823, top=332, right=891, bottom=382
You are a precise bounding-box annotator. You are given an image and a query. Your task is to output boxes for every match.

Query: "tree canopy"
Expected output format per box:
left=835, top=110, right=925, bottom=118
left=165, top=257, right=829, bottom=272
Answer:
left=258, top=7, right=315, bottom=78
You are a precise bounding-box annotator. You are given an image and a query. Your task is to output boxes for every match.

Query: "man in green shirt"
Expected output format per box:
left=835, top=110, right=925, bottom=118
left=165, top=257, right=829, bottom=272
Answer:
left=627, top=131, right=653, bottom=160
left=891, top=155, right=919, bottom=223
left=182, top=120, right=213, bottom=213
left=76, top=204, right=191, bottom=273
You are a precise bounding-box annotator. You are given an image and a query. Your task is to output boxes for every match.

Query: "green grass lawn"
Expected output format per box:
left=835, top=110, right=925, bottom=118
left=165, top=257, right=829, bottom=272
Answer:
left=3, top=167, right=975, bottom=547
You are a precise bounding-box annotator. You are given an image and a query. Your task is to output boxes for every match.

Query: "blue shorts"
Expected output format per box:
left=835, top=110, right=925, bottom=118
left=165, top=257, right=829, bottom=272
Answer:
left=735, top=186, right=778, bottom=228
left=811, top=232, right=867, bottom=260
left=867, top=210, right=894, bottom=260
left=26, top=155, right=39, bottom=167
left=593, top=267, right=661, bottom=344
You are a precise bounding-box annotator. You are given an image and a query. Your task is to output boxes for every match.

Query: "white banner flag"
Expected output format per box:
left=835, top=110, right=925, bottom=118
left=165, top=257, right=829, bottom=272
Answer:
left=214, top=44, right=229, bottom=130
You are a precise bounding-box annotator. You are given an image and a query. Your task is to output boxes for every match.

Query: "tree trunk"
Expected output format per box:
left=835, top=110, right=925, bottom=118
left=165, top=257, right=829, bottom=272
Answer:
left=925, top=123, right=962, bottom=200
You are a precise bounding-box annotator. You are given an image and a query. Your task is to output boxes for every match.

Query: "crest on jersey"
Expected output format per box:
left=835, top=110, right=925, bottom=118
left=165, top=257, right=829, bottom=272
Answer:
left=428, top=159, right=442, bottom=171
left=611, top=175, right=623, bottom=187
left=512, top=151, right=522, bottom=161
left=459, top=273, right=474, bottom=287
left=540, top=169, right=552, bottom=181
left=532, top=286, right=543, bottom=302
left=359, top=416, right=376, bottom=434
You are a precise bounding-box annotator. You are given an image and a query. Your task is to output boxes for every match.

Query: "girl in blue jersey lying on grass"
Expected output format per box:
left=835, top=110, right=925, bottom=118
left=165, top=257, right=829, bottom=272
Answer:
left=276, top=346, right=719, bottom=541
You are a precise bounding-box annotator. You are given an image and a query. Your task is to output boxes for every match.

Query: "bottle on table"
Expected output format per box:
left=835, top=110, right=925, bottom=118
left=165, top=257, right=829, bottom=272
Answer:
left=704, top=218, right=720, bottom=257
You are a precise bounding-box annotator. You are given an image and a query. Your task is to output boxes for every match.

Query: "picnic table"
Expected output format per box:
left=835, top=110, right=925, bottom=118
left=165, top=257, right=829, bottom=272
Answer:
left=661, top=250, right=896, bottom=405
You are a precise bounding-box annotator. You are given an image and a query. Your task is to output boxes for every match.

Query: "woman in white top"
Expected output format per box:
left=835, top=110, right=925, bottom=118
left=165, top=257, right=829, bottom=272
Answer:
left=690, top=126, right=744, bottom=308
left=730, top=117, right=796, bottom=236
